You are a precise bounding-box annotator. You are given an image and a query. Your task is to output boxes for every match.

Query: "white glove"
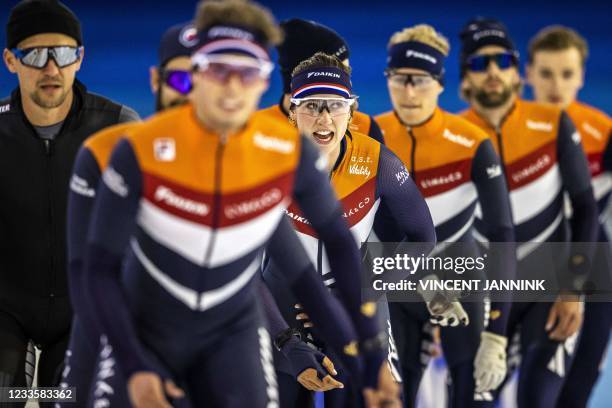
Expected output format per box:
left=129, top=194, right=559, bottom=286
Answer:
left=418, top=275, right=469, bottom=327
left=474, top=331, right=508, bottom=393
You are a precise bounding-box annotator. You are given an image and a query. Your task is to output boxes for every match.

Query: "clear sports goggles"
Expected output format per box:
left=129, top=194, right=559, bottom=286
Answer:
left=192, top=53, right=274, bottom=85
left=290, top=97, right=357, bottom=117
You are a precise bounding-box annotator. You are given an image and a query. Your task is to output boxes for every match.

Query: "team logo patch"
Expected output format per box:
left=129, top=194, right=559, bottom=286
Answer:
left=154, top=138, right=176, bottom=161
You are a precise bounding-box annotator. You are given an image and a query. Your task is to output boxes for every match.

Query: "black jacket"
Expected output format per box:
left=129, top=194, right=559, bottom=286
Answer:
left=0, top=80, right=139, bottom=305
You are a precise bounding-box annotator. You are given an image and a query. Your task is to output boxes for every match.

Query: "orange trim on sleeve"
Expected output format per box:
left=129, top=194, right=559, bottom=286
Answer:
left=567, top=101, right=611, bottom=156
left=84, top=122, right=140, bottom=170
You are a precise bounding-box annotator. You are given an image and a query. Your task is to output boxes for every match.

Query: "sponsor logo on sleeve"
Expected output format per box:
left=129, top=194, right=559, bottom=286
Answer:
left=395, top=168, right=410, bottom=186
left=70, top=174, right=96, bottom=197
left=102, top=167, right=129, bottom=198
left=0, top=104, right=10, bottom=113
left=486, top=164, right=502, bottom=179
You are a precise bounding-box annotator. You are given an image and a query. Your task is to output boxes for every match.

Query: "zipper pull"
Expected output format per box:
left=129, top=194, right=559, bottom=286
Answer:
left=43, top=139, right=52, bottom=155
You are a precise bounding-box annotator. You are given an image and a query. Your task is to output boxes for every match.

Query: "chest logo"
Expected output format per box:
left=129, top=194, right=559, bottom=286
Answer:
left=224, top=188, right=282, bottom=219
left=253, top=132, right=295, bottom=154
left=526, top=120, right=553, bottom=132
left=154, top=186, right=209, bottom=216
left=581, top=122, right=602, bottom=140
left=443, top=128, right=475, bottom=148
left=349, top=164, right=371, bottom=178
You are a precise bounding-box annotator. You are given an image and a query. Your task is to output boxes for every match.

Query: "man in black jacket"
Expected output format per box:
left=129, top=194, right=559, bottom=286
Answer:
left=0, top=0, right=139, bottom=391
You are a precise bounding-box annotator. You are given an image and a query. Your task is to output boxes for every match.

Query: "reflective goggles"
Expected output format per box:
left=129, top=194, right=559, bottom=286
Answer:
left=290, top=97, right=356, bottom=117
left=466, top=52, right=518, bottom=72
left=192, top=53, right=273, bottom=85
left=384, top=71, right=439, bottom=91
left=11, top=46, right=83, bottom=69
left=161, top=69, right=192, bottom=95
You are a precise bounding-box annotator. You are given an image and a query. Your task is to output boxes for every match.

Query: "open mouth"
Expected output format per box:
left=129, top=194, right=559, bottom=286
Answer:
left=312, top=130, right=335, bottom=145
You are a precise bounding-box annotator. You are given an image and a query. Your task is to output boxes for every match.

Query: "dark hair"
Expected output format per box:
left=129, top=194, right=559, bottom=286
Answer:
left=528, top=26, right=588, bottom=66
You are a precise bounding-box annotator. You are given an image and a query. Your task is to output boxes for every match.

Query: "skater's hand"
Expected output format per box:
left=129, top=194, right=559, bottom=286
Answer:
left=128, top=372, right=184, bottom=408
left=294, top=303, right=314, bottom=329
left=429, top=326, right=442, bottom=358
left=546, top=294, right=583, bottom=341
left=297, top=356, right=344, bottom=391
left=418, top=275, right=469, bottom=327
left=473, top=331, right=508, bottom=393
left=281, top=334, right=344, bottom=392
left=363, top=362, right=401, bottom=408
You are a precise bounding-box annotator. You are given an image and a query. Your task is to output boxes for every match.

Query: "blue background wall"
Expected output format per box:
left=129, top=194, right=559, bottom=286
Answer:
left=1, top=0, right=610, bottom=117
left=1, top=0, right=611, bottom=406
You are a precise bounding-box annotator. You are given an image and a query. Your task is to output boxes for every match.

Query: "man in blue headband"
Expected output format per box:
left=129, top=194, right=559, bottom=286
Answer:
left=375, top=24, right=516, bottom=407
